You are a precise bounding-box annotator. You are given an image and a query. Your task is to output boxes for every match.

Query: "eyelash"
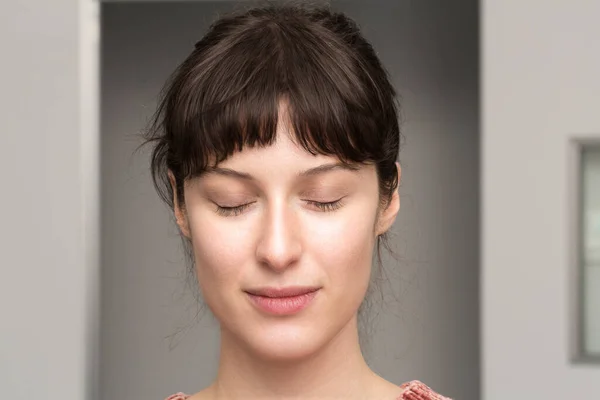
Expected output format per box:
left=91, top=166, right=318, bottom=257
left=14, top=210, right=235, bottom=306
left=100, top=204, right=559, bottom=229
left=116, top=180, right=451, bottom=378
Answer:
left=215, top=199, right=344, bottom=217
left=307, top=199, right=344, bottom=212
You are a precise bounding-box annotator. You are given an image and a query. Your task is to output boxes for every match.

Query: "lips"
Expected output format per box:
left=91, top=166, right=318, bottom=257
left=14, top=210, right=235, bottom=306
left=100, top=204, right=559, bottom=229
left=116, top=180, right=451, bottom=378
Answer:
left=245, top=286, right=320, bottom=298
left=244, top=286, right=320, bottom=315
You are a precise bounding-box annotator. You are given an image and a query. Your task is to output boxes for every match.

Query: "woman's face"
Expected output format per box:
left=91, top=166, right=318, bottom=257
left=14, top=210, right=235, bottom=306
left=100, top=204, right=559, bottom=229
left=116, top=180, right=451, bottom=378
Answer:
left=173, top=108, right=400, bottom=361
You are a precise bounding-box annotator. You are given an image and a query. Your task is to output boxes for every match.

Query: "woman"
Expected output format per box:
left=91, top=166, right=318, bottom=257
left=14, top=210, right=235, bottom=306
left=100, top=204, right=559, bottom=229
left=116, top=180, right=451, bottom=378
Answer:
left=145, top=3, right=451, bottom=399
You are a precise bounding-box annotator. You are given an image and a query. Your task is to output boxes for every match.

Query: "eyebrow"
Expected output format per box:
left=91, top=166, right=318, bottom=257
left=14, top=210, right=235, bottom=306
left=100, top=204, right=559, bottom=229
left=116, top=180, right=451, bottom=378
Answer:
left=203, top=162, right=361, bottom=181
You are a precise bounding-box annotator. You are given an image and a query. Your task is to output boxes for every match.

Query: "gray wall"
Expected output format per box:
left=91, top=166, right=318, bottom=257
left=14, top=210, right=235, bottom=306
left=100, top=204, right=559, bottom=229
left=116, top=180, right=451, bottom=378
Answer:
left=482, top=1, right=600, bottom=398
left=100, top=1, right=479, bottom=399
left=0, top=1, right=99, bottom=400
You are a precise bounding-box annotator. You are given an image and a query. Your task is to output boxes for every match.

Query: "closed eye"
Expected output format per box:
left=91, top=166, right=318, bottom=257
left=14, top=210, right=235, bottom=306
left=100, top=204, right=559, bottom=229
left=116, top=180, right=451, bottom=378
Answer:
left=305, top=199, right=344, bottom=212
left=214, top=198, right=345, bottom=217
left=215, top=203, right=254, bottom=217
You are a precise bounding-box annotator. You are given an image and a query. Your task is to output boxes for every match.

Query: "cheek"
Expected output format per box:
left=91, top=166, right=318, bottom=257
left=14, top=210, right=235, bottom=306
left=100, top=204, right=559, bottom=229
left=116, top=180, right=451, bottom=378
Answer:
left=186, top=196, right=378, bottom=305
left=306, top=203, right=378, bottom=291
left=187, top=211, right=250, bottom=296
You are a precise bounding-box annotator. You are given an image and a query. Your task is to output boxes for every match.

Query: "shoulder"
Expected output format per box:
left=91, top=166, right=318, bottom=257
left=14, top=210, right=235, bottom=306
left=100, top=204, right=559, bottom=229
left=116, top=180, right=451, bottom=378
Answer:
left=165, top=393, right=189, bottom=400
left=398, top=380, right=452, bottom=400
left=165, top=381, right=451, bottom=400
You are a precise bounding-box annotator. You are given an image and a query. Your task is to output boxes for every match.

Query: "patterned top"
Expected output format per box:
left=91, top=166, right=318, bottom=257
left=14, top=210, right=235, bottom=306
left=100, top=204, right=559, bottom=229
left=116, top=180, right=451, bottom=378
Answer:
left=165, top=380, right=451, bottom=400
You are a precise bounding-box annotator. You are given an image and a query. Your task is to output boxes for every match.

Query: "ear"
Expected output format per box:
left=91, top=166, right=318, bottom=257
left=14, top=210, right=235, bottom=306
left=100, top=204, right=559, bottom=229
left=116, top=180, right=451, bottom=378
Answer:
left=168, top=171, right=191, bottom=238
left=376, top=162, right=401, bottom=236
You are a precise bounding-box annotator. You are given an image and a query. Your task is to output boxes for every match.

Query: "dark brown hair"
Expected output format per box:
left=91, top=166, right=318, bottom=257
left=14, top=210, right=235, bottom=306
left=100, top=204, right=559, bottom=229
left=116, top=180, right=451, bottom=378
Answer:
left=143, top=2, right=402, bottom=316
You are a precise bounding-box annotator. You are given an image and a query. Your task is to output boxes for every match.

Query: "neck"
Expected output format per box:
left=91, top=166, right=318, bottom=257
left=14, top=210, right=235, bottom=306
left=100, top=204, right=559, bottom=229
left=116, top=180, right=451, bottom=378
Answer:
left=211, top=315, right=377, bottom=400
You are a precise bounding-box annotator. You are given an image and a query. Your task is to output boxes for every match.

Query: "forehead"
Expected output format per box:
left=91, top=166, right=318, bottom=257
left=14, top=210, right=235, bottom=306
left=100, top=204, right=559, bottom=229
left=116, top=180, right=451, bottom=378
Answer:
left=218, top=103, right=337, bottom=167
left=212, top=134, right=357, bottom=183
left=200, top=139, right=374, bottom=190
left=224, top=130, right=321, bottom=164
left=195, top=101, right=375, bottom=183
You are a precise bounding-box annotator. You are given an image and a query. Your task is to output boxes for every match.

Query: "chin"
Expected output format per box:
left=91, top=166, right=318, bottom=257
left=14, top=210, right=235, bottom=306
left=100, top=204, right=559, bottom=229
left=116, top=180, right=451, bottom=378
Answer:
left=243, top=324, right=329, bottom=362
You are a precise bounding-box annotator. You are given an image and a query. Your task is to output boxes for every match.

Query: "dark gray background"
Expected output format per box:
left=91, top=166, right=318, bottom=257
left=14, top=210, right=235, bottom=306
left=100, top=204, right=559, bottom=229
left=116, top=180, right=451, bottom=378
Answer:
left=100, top=1, right=479, bottom=399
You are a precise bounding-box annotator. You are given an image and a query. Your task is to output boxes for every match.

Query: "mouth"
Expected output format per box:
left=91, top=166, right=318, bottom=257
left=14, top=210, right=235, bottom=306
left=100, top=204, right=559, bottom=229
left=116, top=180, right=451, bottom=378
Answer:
left=244, top=286, right=321, bottom=315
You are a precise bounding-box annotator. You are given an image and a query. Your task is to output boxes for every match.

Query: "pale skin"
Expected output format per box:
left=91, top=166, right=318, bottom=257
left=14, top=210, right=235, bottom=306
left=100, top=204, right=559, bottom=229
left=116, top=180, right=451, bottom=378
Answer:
left=170, top=105, right=403, bottom=400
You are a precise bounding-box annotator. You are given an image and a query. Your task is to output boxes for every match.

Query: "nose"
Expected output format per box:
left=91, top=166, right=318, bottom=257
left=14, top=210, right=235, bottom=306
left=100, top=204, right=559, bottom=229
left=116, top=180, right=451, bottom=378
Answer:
left=255, top=199, right=302, bottom=272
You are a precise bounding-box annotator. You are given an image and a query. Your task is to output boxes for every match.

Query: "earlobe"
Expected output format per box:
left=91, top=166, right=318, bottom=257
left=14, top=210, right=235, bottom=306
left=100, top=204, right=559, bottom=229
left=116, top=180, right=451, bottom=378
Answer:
left=376, top=162, right=401, bottom=236
left=168, top=171, right=191, bottom=238
left=377, top=190, right=400, bottom=236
